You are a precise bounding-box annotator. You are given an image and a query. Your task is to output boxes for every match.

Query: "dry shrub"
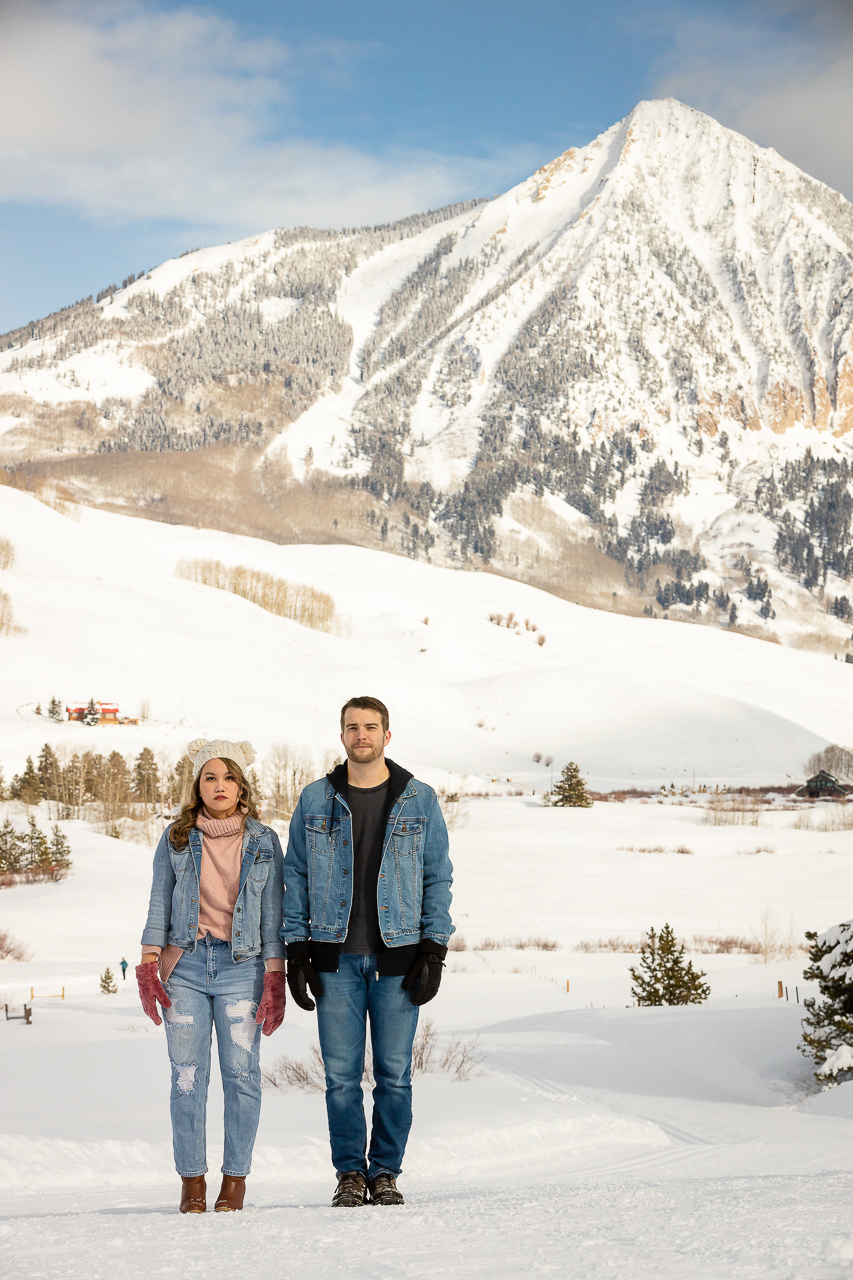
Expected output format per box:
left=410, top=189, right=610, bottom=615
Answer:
left=0, top=928, right=32, bottom=961
left=0, top=536, right=14, bottom=570
left=574, top=936, right=639, bottom=953
left=751, top=906, right=806, bottom=963
left=448, top=934, right=467, bottom=951
left=263, top=1019, right=482, bottom=1092
left=477, top=935, right=559, bottom=951
left=702, top=793, right=764, bottom=826
left=816, top=806, right=853, bottom=833
left=690, top=934, right=760, bottom=955
left=437, top=788, right=468, bottom=832
left=176, top=557, right=335, bottom=632
left=736, top=845, right=776, bottom=855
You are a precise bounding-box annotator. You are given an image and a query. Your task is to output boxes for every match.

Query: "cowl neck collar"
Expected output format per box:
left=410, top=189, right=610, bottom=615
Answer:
left=196, top=808, right=245, bottom=838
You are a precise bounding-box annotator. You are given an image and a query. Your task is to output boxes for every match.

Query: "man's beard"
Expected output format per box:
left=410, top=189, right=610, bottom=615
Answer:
left=345, top=742, right=383, bottom=764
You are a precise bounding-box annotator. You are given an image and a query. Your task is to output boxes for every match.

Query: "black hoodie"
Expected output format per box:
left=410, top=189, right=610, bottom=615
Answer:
left=310, top=758, right=419, bottom=976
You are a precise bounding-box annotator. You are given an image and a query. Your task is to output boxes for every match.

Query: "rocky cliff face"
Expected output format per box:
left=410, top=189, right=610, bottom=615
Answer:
left=2, top=99, right=853, bottom=647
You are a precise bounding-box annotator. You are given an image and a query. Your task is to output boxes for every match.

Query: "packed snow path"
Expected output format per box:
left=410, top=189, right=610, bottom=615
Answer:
left=4, top=1172, right=853, bottom=1280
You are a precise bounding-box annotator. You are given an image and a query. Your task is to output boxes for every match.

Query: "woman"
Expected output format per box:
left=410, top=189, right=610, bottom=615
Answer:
left=137, top=738, right=286, bottom=1214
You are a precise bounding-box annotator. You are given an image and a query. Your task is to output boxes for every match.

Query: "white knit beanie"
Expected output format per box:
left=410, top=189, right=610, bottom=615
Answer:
left=187, top=738, right=257, bottom=780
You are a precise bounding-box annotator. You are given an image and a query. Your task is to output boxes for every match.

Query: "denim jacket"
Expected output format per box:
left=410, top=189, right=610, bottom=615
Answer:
left=141, top=816, right=285, bottom=962
left=282, top=762, right=454, bottom=949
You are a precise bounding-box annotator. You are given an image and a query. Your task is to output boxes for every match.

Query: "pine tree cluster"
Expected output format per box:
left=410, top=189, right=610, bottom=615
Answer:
left=0, top=817, right=72, bottom=883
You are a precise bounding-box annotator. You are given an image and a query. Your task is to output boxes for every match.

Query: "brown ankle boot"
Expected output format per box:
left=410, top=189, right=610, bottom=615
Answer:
left=180, top=1175, right=206, bottom=1214
left=215, top=1174, right=246, bottom=1212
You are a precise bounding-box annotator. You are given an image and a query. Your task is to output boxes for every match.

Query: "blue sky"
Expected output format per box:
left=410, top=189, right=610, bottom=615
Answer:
left=1, top=0, right=852, bottom=332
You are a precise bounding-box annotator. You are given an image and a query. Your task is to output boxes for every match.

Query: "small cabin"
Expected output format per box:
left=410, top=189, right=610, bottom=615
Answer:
left=66, top=701, right=136, bottom=725
left=796, top=770, right=850, bottom=800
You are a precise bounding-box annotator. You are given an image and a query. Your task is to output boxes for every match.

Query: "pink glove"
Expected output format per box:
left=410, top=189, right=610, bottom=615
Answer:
left=136, top=963, right=171, bottom=1026
left=255, top=971, right=286, bottom=1036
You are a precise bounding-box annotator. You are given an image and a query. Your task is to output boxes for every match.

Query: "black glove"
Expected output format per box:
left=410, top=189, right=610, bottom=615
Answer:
left=401, top=940, right=447, bottom=1006
left=286, top=943, right=324, bottom=1011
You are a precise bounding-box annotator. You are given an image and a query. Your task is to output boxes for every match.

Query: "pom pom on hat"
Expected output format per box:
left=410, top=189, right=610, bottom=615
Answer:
left=187, top=738, right=257, bottom=779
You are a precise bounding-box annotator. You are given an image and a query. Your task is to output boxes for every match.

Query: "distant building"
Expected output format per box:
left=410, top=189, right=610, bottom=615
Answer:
left=796, top=770, right=849, bottom=800
left=66, top=701, right=138, bottom=726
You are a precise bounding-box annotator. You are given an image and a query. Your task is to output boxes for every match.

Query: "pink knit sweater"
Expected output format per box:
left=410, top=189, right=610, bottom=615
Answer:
left=150, top=808, right=284, bottom=980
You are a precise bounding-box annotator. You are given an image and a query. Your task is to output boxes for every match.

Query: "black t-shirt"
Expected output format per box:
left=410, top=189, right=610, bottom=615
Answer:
left=341, top=778, right=390, bottom=955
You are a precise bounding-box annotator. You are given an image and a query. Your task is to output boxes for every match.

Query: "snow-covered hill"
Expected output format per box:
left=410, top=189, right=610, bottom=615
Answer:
left=1, top=483, right=852, bottom=789
left=2, top=99, right=853, bottom=648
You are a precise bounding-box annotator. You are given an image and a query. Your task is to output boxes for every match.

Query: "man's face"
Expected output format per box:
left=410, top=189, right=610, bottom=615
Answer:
left=341, top=706, right=390, bottom=764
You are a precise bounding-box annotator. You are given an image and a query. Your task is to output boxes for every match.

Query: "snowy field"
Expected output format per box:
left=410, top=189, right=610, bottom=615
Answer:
left=2, top=484, right=853, bottom=791
left=2, top=795, right=853, bottom=1278
left=4, top=489, right=853, bottom=1275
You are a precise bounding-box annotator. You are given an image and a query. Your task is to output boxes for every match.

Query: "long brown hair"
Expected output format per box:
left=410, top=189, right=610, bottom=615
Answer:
left=169, top=757, right=259, bottom=849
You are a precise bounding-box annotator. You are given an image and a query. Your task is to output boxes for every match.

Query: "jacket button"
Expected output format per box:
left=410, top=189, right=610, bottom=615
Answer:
left=340, top=900, right=346, bottom=907
left=343, top=869, right=348, bottom=875
left=343, top=840, right=348, bottom=846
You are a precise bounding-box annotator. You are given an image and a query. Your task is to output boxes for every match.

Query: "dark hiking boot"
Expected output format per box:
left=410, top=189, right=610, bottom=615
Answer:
left=180, top=1175, right=206, bottom=1213
left=332, top=1170, right=368, bottom=1207
left=368, top=1173, right=405, bottom=1205
left=215, top=1175, right=246, bottom=1211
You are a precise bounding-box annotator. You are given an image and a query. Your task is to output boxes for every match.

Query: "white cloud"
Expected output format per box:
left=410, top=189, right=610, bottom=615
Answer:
left=0, top=0, right=535, bottom=232
left=651, top=3, right=853, bottom=198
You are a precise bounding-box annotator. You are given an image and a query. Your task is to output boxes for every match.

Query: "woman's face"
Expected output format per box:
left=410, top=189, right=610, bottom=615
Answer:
left=198, top=759, right=241, bottom=818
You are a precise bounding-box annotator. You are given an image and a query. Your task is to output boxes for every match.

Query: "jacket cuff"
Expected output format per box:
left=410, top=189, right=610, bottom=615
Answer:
left=419, top=939, right=448, bottom=960
left=261, top=941, right=285, bottom=961
left=141, top=927, right=168, bottom=947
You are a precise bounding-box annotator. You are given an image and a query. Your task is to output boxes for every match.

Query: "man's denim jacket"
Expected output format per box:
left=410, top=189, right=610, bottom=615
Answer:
left=141, top=816, right=285, bottom=962
left=282, top=766, right=454, bottom=949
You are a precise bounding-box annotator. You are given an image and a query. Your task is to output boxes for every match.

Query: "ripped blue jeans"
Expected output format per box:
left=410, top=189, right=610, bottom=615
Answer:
left=163, top=934, right=264, bottom=1177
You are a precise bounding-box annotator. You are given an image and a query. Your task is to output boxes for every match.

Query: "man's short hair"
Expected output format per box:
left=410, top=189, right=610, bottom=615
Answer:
left=340, top=696, right=390, bottom=734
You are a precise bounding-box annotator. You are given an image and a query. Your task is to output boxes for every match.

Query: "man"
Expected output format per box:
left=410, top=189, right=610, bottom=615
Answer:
left=283, top=695, right=454, bottom=1207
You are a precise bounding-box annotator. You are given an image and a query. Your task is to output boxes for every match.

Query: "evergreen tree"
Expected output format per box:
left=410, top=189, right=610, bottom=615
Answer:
left=0, top=819, right=23, bottom=874
left=132, top=747, right=159, bottom=806
left=0, top=764, right=6, bottom=802
left=21, top=815, right=50, bottom=871
left=49, top=826, right=72, bottom=872
left=38, top=743, right=60, bottom=803
left=800, top=921, right=853, bottom=1081
left=550, top=761, right=593, bottom=808
left=35, top=703, right=42, bottom=716
left=83, top=698, right=100, bottom=727
left=100, top=966, right=118, bottom=995
left=48, top=696, right=63, bottom=722
left=11, top=756, right=42, bottom=805
left=629, top=924, right=710, bottom=1006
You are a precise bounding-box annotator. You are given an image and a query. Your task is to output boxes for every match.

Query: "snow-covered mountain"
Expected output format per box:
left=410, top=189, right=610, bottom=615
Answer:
left=2, top=98, right=853, bottom=648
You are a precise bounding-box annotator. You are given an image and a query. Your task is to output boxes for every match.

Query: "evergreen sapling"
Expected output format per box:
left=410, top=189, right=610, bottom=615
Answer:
left=629, top=924, right=710, bottom=1006
left=100, top=966, right=118, bottom=995
left=547, top=761, right=593, bottom=808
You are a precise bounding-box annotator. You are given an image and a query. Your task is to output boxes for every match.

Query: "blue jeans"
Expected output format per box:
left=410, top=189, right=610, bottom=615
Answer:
left=163, top=935, right=264, bottom=1177
left=316, top=953, right=419, bottom=1180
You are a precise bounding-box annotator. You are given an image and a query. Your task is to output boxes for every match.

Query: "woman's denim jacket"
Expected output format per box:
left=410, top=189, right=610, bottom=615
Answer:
left=282, top=764, right=454, bottom=948
left=141, top=816, right=285, bottom=962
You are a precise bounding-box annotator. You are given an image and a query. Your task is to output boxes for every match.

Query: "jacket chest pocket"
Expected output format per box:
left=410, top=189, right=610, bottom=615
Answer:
left=392, top=820, right=424, bottom=857
left=248, top=852, right=272, bottom=887
left=306, top=818, right=341, bottom=856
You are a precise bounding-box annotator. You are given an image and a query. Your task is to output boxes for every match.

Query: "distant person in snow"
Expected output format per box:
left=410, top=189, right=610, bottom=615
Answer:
left=120, top=957, right=128, bottom=980
left=138, top=739, right=286, bottom=1214
left=283, top=696, right=454, bottom=1207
